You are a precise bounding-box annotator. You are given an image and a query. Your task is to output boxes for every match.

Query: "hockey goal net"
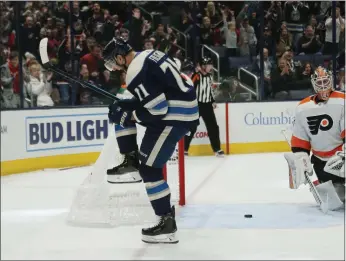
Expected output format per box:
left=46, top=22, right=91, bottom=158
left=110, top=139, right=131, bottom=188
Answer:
left=66, top=123, right=185, bottom=227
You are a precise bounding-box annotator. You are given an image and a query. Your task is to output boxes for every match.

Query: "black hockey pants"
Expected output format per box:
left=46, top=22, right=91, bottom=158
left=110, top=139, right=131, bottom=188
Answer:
left=184, top=102, right=221, bottom=153
left=312, top=155, right=345, bottom=184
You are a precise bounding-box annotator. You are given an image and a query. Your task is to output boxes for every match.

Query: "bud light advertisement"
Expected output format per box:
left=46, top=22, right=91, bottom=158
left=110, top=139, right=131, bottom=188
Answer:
left=25, top=113, right=110, bottom=152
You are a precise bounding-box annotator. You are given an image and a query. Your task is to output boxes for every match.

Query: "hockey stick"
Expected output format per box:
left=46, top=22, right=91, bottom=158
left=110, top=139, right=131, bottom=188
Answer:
left=281, top=129, right=328, bottom=213
left=39, top=38, right=118, bottom=101
left=303, top=171, right=328, bottom=213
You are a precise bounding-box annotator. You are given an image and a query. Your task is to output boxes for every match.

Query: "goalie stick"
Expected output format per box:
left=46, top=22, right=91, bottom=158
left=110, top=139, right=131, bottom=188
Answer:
left=281, top=129, right=329, bottom=213
left=39, top=38, right=118, bottom=101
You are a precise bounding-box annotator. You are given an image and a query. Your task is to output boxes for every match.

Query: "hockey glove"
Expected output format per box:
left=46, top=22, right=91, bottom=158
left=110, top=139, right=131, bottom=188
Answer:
left=108, top=102, right=132, bottom=127
left=117, top=98, right=141, bottom=111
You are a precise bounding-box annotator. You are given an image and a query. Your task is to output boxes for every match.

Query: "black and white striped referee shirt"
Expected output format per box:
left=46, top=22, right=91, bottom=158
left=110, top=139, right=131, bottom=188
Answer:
left=191, top=72, right=214, bottom=103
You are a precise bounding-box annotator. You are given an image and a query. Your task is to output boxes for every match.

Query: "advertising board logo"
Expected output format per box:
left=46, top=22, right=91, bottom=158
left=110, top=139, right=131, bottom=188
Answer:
left=194, top=131, right=208, bottom=139
left=26, top=113, right=110, bottom=152
left=244, top=111, right=295, bottom=126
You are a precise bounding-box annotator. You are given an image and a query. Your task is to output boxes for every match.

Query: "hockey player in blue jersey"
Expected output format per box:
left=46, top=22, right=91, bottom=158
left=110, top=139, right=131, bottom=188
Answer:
left=102, top=37, right=199, bottom=244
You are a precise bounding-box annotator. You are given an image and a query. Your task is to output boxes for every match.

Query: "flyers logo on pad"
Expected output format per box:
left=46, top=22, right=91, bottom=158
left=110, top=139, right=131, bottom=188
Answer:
left=306, top=114, right=333, bottom=135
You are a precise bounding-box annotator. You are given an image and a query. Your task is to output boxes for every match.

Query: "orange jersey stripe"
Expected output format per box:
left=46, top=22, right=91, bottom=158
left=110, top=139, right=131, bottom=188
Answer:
left=291, top=135, right=311, bottom=150
left=191, top=74, right=200, bottom=83
left=312, top=144, right=343, bottom=158
left=341, top=130, right=345, bottom=139
left=298, top=96, right=313, bottom=106
left=330, top=91, right=346, bottom=99
left=298, top=92, right=345, bottom=107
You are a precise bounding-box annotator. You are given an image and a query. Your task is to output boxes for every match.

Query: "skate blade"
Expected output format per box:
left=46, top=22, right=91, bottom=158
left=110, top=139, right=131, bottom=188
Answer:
left=107, top=177, right=142, bottom=184
left=142, top=233, right=178, bottom=244
left=107, top=174, right=142, bottom=184
left=107, top=172, right=142, bottom=184
left=107, top=179, right=142, bottom=184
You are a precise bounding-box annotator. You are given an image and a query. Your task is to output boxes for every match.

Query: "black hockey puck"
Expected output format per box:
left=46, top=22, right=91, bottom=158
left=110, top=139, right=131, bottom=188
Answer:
left=244, top=214, right=252, bottom=218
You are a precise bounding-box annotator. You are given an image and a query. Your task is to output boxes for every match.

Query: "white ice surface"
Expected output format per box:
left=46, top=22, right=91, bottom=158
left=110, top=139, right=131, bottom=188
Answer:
left=1, top=153, right=345, bottom=260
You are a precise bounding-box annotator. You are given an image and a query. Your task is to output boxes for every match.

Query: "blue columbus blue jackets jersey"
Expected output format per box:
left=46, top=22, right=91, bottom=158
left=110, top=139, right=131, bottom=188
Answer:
left=125, top=49, right=199, bottom=129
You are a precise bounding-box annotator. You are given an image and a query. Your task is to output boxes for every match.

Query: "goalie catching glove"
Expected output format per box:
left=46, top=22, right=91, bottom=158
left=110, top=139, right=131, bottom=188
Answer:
left=324, top=144, right=345, bottom=177
left=284, top=152, right=313, bottom=189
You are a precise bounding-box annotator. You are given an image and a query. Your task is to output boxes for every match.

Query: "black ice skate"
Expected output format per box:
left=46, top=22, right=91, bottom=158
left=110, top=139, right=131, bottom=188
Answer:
left=142, top=206, right=178, bottom=244
left=215, top=150, right=225, bottom=157
left=107, top=151, right=142, bottom=184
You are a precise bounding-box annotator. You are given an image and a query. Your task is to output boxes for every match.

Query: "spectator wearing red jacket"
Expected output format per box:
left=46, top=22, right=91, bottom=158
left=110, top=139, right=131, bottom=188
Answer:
left=80, top=44, right=102, bottom=75
left=47, top=29, right=60, bottom=59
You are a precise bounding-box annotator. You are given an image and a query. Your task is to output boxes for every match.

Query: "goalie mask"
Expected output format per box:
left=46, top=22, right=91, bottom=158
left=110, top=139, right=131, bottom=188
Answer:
left=311, top=66, right=334, bottom=100
left=103, top=37, right=133, bottom=71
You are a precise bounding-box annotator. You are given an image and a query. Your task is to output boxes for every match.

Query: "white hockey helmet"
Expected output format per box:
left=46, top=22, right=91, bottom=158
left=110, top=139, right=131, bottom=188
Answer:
left=311, top=66, right=334, bottom=100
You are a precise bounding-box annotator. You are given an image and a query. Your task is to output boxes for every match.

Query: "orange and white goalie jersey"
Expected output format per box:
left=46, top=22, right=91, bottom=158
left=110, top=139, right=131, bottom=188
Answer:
left=291, top=91, right=345, bottom=160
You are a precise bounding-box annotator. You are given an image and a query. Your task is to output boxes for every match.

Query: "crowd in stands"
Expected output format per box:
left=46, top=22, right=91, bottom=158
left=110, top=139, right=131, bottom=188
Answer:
left=0, top=1, right=345, bottom=109
left=218, top=1, right=345, bottom=101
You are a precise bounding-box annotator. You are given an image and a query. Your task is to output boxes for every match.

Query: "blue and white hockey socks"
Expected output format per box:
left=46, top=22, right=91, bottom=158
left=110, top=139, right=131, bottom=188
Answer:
left=145, top=180, right=171, bottom=216
left=140, top=164, right=172, bottom=216
left=114, top=123, right=138, bottom=154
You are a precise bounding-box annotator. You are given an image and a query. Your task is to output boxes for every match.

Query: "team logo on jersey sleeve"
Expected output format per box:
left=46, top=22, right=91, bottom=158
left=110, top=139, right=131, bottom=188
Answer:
left=306, top=114, right=333, bottom=135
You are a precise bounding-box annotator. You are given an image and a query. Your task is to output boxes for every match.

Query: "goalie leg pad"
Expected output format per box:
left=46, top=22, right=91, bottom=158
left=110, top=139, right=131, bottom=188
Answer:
left=284, top=152, right=313, bottom=189
left=315, top=181, right=344, bottom=210
left=140, top=164, right=171, bottom=216
left=333, top=183, right=345, bottom=203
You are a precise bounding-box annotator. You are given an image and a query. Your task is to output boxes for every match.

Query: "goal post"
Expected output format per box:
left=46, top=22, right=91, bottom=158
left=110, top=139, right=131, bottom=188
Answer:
left=163, top=138, right=186, bottom=206
left=178, top=139, right=186, bottom=206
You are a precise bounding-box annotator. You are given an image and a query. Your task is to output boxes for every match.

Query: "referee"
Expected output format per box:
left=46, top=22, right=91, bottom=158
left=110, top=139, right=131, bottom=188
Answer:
left=184, top=57, right=224, bottom=157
